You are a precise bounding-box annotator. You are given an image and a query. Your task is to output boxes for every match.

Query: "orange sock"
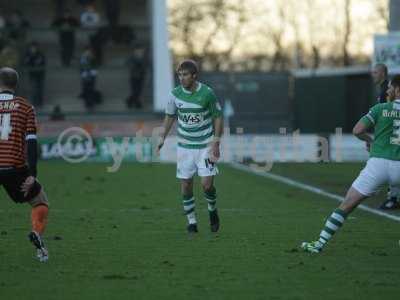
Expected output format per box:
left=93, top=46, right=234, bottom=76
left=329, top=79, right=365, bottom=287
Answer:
left=31, top=205, right=49, bottom=235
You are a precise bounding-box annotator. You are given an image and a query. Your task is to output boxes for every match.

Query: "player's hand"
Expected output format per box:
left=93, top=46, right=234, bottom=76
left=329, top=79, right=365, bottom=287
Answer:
left=210, top=141, right=220, bottom=162
left=21, top=176, right=35, bottom=197
left=156, top=138, right=165, bottom=156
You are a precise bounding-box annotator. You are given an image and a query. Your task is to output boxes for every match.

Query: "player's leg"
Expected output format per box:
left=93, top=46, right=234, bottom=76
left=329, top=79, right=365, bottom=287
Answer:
left=177, top=147, right=198, bottom=233
left=3, top=168, right=49, bottom=262
left=301, top=187, right=368, bottom=253
left=302, top=158, right=386, bottom=253
left=201, top=176, right=217, bottom=213
left=200, top=175, right=219, bottom=232
left=379, top=185, right=400, bottom=209
left=28, top=190, right=49, bottom=262
left=382, top=161, right=400, bottom=209
left=29, top=190, right=49, bottom=236
left=198, top=147, right=220, bottom=232
left=181, top=178, right=198, bottom=232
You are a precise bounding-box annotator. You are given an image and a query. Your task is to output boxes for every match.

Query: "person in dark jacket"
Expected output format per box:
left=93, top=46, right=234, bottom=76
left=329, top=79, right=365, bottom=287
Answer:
left=103, top=0, right=120, bottom=28
left=371, top=63, right=400, bottom=209
left=5, top=10, right=30, bottom=41
left=52, top=10, right=79, bottom=67
left=126, top=47, right=145, bottom=109
left=371, top=63, right=389, bottom=104
left=79, top=46, right=101, bottom=110
left=23, top=42, right=46, bottom=107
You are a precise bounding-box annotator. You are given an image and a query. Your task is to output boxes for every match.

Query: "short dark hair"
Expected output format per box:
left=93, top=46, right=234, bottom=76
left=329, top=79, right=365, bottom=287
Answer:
left=0, top=67, right=19, bottom=90
left=390, top=74, right=400, bottom=89
left=177, top=59, right=199, bottom=75
left=375, top=63, right=388, bottom=77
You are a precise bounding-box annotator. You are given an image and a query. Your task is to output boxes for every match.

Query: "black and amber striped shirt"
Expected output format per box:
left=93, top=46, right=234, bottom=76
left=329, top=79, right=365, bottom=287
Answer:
left=0, top=92, right=37, bottom=168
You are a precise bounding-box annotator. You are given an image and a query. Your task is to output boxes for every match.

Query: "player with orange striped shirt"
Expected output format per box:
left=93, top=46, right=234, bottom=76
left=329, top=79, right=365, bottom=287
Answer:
left=0, top=67, right=49, bottom=262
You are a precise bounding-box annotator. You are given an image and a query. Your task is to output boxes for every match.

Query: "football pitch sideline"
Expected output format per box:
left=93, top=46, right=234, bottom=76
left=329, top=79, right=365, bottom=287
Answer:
left=0, top=162, right=399, bottom=300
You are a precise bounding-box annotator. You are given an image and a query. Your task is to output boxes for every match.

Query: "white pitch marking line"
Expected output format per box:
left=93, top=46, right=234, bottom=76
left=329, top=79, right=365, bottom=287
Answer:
left=0, top=208, right=259, bottom=213
left=230, top=162, right=400, bottom=223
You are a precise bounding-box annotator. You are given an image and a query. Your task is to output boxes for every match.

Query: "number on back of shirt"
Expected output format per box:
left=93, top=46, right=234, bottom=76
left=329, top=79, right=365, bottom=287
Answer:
left=0, top=113, right=12, bottom=140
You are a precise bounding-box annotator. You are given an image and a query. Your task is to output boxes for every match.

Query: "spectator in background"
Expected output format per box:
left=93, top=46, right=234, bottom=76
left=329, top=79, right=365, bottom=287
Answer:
left=126, top=47, right=146, bottom=109
left=23, top=42, right=46, bottom=107
left=89, top=28, right=107, bottom=66
left=0, top=34, right=6, bottom=52
left=79, top=46, right=101, bottom=110
left=52, top=10, right=79, bottom=67
left=50, top=105, right=65, bottom=121
left=371, top=63, right=400, bottom=210
left=371, top=63, right=389, bottom=104
left=5, top=10, right=30, bottom=62
left=5, top=10, right=30, bottom=41
left=0, top=40, right=19, bottom=69
left=0, top=10, right=6, bottom=34
left=103, top=0, right=120, bottom=28
left=80, top=5, right=101, bottom=29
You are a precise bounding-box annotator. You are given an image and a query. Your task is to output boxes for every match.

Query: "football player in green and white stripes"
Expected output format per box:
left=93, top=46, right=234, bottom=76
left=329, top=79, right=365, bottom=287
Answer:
left=157, top=60, right=223, bottom=234
left=302, top=74, right=400, bottom=253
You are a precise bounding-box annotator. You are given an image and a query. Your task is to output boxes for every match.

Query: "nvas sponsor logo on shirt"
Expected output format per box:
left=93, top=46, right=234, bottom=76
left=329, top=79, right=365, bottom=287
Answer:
left=181, top=113, right=202, bottom=124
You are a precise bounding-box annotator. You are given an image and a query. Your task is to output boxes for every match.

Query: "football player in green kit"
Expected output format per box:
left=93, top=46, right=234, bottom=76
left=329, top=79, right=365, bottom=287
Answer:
left=302, top=74, right=400, bottom=253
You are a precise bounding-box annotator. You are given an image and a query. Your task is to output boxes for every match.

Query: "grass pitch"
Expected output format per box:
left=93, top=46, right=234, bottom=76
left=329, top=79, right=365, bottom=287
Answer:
left=0, top=162, right=399, bottom=299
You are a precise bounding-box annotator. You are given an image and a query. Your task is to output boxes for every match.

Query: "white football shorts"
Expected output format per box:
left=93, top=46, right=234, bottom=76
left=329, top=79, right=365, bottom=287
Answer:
left=352, top=157, right=400, bottom=196
left=176, top=146, right=218, bottom=179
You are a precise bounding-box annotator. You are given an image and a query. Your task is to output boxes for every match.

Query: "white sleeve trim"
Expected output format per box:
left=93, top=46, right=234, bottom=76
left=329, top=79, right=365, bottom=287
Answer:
left=366, top=114, right=375, bottom=124
left=26, top=134, right=37, bottom=140
left=165, top=93, right=177, bottom=115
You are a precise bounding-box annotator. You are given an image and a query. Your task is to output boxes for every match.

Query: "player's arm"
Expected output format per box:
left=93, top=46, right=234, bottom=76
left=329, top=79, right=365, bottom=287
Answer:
left=22, top=106, right=38, bottom=196
left=26, top=106, right=38, bottom=177
left=353, top=106, right=379, bottom=151
left=26, top=137, right=38, bottom=177
left=209, top=90, right=223, bottom=161
left=353, top=120, right=373, bottom=143
left=213, top=116, right=223, bottom=140
left=22, top=138, right=38, bottom=197
left=157, top=93, right=177, bottom=152
left=211, top=116, right=223, bottom=160
left=157, top=114, right=176, bottom=151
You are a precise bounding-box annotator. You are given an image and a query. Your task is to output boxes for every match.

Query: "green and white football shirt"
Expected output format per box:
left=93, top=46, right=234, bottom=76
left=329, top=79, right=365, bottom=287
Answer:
left=166, top=82, right=222, bottom=149
left=361, top=99, right=400, bottom=160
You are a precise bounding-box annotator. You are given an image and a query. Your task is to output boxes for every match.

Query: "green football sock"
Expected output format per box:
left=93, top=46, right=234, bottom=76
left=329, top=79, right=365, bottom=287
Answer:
left=318, top=208, right=347, bottom=246
left=204, top=187, right=217, bottom=212
left=183, top=195, right=196, bottom=224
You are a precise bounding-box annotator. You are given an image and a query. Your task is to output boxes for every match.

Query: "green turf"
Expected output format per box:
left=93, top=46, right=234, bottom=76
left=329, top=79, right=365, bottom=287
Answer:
left=269, top=162, right=364, bottom=195
left=269, top=162, right=399, bottom=215
left=0, top=162, right=399, bottom=299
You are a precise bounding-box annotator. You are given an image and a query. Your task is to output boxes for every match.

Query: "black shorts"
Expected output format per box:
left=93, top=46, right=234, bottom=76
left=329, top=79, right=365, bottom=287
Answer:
left=0, top=167, right=42, bottom=203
